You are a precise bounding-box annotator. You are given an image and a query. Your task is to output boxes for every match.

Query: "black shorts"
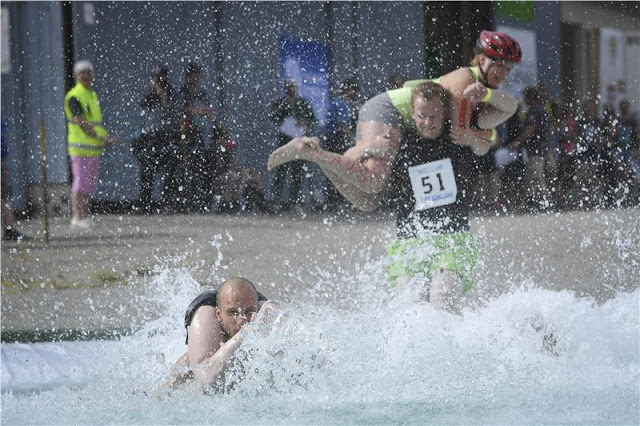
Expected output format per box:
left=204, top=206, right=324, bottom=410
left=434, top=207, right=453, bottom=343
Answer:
left=184, top=290, right=267, bottom=344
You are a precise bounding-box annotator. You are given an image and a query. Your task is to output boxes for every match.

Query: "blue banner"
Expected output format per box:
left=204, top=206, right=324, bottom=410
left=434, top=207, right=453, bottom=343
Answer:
left=280, top=36, right=330, bottom=125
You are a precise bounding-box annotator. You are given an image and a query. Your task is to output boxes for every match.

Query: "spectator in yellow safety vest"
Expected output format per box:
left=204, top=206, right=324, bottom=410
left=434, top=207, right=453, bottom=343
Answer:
left=64, top=60, right=117, bottom=229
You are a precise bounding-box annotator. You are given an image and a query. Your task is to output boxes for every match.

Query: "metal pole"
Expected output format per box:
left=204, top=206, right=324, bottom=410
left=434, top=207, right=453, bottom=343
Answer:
left=38, top=119, right=50, bottom=243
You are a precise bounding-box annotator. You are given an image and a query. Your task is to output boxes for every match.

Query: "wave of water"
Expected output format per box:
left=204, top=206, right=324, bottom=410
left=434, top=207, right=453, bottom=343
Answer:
left=2, top=261, right=639, bottom=424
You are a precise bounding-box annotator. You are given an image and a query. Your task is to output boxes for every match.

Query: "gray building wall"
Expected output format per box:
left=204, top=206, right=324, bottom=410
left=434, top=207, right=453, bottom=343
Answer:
left=1, top=2, right=67, bottom=209
left=354, top=2, right=426, bottom=97
left=64, top=1, right=426, bottom=203
left=495, top=1, right=562, bottom=100
left=4, top=1, right=569, bottom=210
left=70, top=1, right=228, bottom=202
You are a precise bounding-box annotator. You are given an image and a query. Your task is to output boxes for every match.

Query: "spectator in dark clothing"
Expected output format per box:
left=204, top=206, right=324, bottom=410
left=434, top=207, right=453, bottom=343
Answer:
left=610, top=99, right=640, bottom=205
left=501, top=104, right=527, bottom=211
left=269, top=79, right=316, bottom=208
left=177, top=63, right=216, bottom=212
left=550, top=100, right=579, bottom=209
left=208, top=123, right=266, bottom=214
left=132, top=66, right=181, bottom=213
left=575, top=99, right=605, bottom=208
left=322, top=77, right=359, bottom=211
left=511, top=86, right=552, bottom=210
left=469, top=133, right=501, bottom=213
left=600, top=104, right=619, bottom=205
left=1, top=122, right=26, bottom=241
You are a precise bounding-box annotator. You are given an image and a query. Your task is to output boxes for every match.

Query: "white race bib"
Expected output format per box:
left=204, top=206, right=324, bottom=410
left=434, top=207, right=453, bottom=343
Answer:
left=408, top=158, right=457, bottom=210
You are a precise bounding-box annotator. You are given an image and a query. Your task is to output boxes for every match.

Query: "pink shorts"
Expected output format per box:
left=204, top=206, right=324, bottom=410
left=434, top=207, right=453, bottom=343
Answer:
left=71, top=156, right=100, bottom=194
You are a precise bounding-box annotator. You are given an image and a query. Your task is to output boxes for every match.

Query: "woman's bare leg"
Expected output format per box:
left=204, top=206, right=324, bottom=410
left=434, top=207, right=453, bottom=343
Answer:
left=268, top=121, right=401, bottom=210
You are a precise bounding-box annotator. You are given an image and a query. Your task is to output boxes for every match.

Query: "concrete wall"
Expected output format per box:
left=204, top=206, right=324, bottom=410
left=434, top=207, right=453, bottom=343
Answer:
left=70, top=1, right=228, bottom=202
left=66, top=1, right=426, bottom=203
left=1, top=2, right=68, bottom=210
left=495, top=1, right=562, bottom=101
left=5, top=1, right=588, bottom=209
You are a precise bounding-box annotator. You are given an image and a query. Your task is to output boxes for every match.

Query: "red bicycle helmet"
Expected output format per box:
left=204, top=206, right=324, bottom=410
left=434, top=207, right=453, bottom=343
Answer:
left=475, top=30, right=522, bottom=63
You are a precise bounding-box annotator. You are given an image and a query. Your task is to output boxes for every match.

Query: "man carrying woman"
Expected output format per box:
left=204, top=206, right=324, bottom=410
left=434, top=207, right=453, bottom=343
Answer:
left=268, top=31, right=522, bottom=312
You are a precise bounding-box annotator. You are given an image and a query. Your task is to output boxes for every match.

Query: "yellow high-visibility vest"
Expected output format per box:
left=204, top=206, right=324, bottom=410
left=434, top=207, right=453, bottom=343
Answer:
left=64, top=83, right=108, bottom=157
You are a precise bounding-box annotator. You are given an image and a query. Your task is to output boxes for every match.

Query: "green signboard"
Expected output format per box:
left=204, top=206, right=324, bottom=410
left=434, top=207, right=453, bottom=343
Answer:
left=496, top=1, right=534, bottom=22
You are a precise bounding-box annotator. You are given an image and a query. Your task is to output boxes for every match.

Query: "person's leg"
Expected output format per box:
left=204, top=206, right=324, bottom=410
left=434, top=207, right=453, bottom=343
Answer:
left=537, top=156, right=549, bottom=201
left=183, top=147, right=199, bottom=212
left=527, top=155, right=546, bottom=207
left=271, top=162, right=289, bottom=205
left=161, top=149, right=182, bottom=212
left=71, top=190, right=79, bottom=220
left=489, top=170, right=502, bottom=211
left=186, top=305, right=225, bottom=369
left=626, top=151, right=640, bottom=204
left=268, top=93, right=402, bottom=209
left=191, top=146, right=209, bottom=212
left=243, top=170, right=266, bottom=212
left=1, top=198, right=14, bottom=230
left=429, top=269, right=464, bottom=314
left=324, top=175, right=340, bottom=211
left=592, top=160, right=603, bottom=207
left=524, top=159, right=536, bottom=205
left=139, top=156, right=156, bottom=212
left=75, top=192, right=90, bottom=221
left=389, top=233, right=476, bottom=313
left=289, top=160, right=303, bottom=205
left=70, top=157, right=99, bottom=222
left=388, top=239, right=431, bottom=303
left=563, top=157, right=576, bottom=209
left=268, top=120, right=402, bottom=212
left=1, top=160, right=15, bottom=232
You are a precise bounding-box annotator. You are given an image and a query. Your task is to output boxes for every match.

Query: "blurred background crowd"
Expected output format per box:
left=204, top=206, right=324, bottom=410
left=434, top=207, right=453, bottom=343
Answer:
left=1, top=2, right=638, bottom=240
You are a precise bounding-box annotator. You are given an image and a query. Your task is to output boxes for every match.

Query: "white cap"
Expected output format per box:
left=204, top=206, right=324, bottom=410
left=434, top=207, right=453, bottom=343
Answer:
left=73, top=60, right=94, bottom=75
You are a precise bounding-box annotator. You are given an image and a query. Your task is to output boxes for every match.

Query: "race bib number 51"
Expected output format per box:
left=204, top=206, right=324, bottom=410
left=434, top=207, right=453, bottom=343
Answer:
left=408, top=158, right=457, bottom=210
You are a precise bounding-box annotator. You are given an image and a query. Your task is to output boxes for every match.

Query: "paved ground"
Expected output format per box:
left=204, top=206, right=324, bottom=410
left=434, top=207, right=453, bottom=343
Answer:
left=2, top=208, right=639, bottom=338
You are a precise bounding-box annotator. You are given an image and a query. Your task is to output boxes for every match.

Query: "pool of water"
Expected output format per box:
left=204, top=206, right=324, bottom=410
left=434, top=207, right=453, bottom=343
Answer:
left=2, top=262, right=639, bottom=425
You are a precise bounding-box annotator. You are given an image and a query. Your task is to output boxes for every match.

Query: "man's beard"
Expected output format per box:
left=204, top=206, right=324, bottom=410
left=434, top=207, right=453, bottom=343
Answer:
left=219, top=322, right=233, bottom=341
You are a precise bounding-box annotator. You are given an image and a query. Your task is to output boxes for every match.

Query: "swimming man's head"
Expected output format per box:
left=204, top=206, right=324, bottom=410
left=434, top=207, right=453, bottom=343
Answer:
left=215, top=277, right=260, bottom=340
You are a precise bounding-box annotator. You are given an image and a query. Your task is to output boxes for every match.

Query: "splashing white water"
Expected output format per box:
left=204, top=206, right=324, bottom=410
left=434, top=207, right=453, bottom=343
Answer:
left=2, top=263, right=638, bottom=424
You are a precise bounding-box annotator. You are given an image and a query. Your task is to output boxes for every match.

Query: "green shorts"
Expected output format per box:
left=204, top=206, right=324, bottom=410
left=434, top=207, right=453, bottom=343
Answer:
left=386, top=232, right=478, bottom=292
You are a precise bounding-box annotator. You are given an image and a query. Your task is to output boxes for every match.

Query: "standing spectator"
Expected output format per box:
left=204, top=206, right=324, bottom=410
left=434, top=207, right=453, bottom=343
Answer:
left=537, top=82, right=552, bottom=115
left=610, top=100, right=640, bottom=205
left=511, top=86, right=552, bottom=210
left=208, top=122, right=266, bottom=213
left=269, top=79, right=316, bottom=209
left=178, top=63, right=216, bottom=212
left=1, top=122, right=26, bottom=241
left=64, top=60, right=115, bottom=228
left=575, top=99, right=605, bottom=208
left=600, top=104, right=619, bottom=205
left=132, top=66, right=181, bottom=214
left=552, top=100, right=579, bottom=209
left=469, top=134, right=501, bottom=213
left=500, top=104, right=527, bottom=211
left=322, top=77, right=359, bottom=211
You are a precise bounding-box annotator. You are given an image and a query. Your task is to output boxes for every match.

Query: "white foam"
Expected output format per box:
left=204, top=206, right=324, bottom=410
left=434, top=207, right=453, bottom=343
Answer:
left=2, top=276, right=637, bottom=424
left=1, top=340, right=122, bottom=391
left=2, top=226, right=639, bottom=424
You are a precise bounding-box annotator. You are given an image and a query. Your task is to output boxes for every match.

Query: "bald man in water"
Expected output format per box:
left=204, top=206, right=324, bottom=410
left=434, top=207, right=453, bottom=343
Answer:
left=168, top=277, right=268, bottom=391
